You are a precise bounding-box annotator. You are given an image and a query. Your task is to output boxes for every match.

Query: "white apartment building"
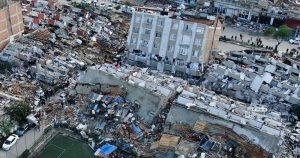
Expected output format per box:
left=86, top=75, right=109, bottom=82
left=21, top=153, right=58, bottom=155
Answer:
left=126, top=9, right=221, bottom=76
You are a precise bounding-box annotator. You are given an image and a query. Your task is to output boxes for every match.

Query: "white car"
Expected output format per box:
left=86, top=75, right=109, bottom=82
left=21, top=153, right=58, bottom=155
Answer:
left=289, top=37, right=300, bottom=44
left=2, top=134, right=19, bottom=151
left=107, top=4, right=113, bottom=10
left=99, top=3, right=105, bottom=8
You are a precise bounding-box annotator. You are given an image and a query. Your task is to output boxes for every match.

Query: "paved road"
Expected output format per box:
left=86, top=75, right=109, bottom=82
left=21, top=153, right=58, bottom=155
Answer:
left=219, top=42, right=250, bottom=52
left=222, top=26, right=299, bottom=52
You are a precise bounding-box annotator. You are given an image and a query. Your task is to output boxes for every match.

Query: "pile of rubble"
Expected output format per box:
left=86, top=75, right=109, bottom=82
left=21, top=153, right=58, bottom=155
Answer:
left=22, top=1, right=129, bottom=63
left=95, top=63, right=187, bottom=98
left=0, top=32, right=86, bottom=86
left=205, top=51, right=300, bottom=105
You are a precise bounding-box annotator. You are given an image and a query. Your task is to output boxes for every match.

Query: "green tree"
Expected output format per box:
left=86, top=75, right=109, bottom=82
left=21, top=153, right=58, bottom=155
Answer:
left=264, top=25, right=293, bottom=52
left=0, top=120, right=13, bottom=137
left=0, top=61, right=12, bottom=74
left=5, top=101, right=31, bottom=124
left=292, top=105, right=300, bottom=119
left=123, top=1, right=131, bottom=6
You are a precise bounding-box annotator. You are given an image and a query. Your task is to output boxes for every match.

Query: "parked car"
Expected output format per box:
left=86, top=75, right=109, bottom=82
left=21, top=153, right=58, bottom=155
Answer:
left=81, top=0, right=92, bottom=4
left=99, top=3, right=105, bottom=8
left=111, top=0, right=122, bottom=3
left=289, top=37, right=300, bottom=44
left=2, top=134, right=19, bottom=151
left=15, top=123, right=30, bottom=136
left=107, top=4, right=113, bottom=10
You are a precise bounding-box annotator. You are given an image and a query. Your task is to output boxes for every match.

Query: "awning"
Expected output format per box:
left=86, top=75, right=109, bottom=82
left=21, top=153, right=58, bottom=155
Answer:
left=286, top=18, right=300, bottom=29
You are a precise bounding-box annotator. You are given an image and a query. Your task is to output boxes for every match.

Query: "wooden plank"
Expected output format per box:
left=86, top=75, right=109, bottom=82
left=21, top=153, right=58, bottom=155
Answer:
left=193, top=121, right=207, bottom=132
left=158, top=134, right=180, bottom=148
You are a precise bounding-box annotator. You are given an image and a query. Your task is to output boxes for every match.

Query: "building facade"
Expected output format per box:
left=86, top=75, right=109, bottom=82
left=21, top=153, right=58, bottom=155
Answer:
left=176, top=0, right=198, bottom=6
left=0, top=1, right=24, bottom=50
left=126, top=10, right=221, bottom=76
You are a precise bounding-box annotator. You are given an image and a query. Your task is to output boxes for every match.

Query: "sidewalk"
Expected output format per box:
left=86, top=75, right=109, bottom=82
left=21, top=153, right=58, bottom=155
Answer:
left=0, top=127, right=44, bottom=158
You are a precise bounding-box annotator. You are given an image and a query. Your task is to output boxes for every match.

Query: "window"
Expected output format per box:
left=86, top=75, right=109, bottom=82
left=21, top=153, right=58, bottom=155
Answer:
left=176, top=60, right=185, bottom=66
left=135, top=17, right=141, bottom=23
left=141, top=40, right=148, bottom=47
left=153, top=42, right=159, bottom=48
left=196, top=27, right=204, bottom=34
left=168, top=45, right=174, bottom=52
left=158, top=19, right=164, bottom=26
left=172, top=22, right=178, bottom=29
left=184, top=24, right=191, bottom=32
left=192, top=50, right=199, bottom=57
left=144, top=29, right=151, bottom=35
left=239, top=10, right=249, bottom=19
left=179, top=46, right=188, bottom=55
left=146, top=18, right=153, bottom=25
left=130, top=38, right=137, bottom=44
left=194, top=38, right=202, bottom=46
left=155, top=32, right=162, bottom=38
left=170, top=34, right=176, bottom=40
left=132, top=27, right=139, bottom=34
left=181, top=35, right=191, bottom=45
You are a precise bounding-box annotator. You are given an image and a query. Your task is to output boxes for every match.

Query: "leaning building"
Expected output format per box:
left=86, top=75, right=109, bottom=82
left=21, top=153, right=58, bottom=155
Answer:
left=126, top=7, right=222, bottom=76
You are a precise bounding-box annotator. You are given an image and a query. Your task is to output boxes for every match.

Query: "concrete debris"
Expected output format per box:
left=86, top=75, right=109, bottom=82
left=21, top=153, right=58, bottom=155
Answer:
left=0, top=0, right=299, bottom=157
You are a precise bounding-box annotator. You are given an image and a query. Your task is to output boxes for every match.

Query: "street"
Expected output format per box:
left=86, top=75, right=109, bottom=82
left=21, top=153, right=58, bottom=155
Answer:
left=221, top=26, right=299, bottom=52
left=0, top=127, right=44, bottom=158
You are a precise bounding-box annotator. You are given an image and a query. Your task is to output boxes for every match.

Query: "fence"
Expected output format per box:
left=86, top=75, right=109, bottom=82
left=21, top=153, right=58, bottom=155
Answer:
left=0, top=126, right=44, bottom=158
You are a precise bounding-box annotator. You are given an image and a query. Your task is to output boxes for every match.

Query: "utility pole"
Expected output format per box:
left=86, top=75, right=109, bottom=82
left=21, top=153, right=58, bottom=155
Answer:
left=209, top=0, right=219, bottom=60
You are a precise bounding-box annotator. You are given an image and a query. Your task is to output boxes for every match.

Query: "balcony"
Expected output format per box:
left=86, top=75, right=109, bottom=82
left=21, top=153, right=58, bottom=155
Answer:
left=150, top=60, right=158, bottom=69
left=164, top=63, right=173, bottom=72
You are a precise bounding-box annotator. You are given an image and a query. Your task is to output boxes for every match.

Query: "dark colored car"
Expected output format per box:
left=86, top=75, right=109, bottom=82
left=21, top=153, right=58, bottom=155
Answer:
left=15, top=123, right=30, bottom=136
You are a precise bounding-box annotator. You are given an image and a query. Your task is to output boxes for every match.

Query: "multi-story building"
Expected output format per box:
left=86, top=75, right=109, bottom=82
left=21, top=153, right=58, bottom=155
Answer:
left=213, top=0, right=289, bottom=25
left=176, top=0, right=198, bottom=6
left=126, top=8, right=221, bottom=76
left=0, top=0, right=24, bottom=50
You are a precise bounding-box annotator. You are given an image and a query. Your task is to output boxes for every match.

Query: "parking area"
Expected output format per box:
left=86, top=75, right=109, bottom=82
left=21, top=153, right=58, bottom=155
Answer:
left=0, top=127, right=43, bottom=158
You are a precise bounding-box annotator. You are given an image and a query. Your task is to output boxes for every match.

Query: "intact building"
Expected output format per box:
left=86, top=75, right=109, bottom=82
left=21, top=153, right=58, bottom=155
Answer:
left=126, top=8, right=221, bottom=76
left=0, top=0, right=24, bottom=50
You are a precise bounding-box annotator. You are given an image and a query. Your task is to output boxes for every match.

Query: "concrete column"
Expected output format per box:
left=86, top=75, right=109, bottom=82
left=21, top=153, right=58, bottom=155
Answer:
left=270, top=17, right=274, bottom=26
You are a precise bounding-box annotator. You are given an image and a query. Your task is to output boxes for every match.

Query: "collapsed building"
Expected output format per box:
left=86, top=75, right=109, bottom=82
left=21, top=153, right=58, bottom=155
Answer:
left=0, top=31, right=85, bottom=85
left=76, top=64, right=187, bottom=123
left=167, top=86, right=282, bottom=154
left=205, top=51, right=300, bottom=105
left=21, top=1, right=129, bottom=62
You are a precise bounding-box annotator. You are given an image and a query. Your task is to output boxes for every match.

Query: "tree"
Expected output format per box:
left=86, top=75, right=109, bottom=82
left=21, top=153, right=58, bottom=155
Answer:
left=292, top=105, right=300, bottom=118
left=5, top=101, right=31, bottom=124
left=0, top=61, right=12, bottom=74
left=0, top=120, right=13, bottom=137
left=123, top=1, right=131, bottom=6
left=264, top=25, right=293, bottom=52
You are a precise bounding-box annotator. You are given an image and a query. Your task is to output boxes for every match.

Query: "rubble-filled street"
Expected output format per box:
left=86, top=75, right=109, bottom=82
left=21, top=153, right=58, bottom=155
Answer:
left=0, top=0, right=300, bottom=158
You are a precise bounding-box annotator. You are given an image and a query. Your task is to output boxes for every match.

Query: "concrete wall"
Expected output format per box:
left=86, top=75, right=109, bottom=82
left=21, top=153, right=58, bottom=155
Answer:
left=166, top=104, right=281, bottom=154
left=0, top=1, right=24, bottom=50
left=202, top=19, right=222, bottom=62
left=77, top=68, right=166, bottom=124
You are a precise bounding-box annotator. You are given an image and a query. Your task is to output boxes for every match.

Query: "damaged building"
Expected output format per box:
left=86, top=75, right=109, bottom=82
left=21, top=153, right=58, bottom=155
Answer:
left=126, top=7, right=222, bottom=77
